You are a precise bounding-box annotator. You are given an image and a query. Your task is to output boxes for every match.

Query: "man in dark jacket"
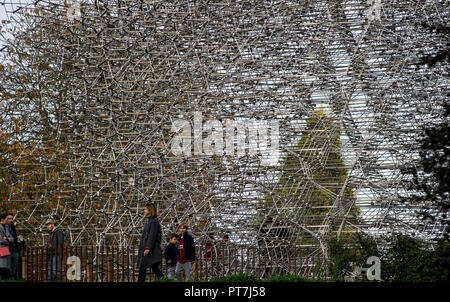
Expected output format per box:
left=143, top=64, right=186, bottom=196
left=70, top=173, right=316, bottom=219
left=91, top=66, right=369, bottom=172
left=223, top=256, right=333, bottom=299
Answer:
left=175, top=224, right=195, bottom=281
left=46, top=219, right=64, bottom=281
left=163, top=233, right=178, bottom=279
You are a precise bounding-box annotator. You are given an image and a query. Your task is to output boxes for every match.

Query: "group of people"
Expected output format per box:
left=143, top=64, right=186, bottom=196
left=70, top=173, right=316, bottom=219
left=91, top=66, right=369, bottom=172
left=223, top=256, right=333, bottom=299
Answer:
left=203, top=233, right=231, bottom=262
left=0, top=213, right=26, bottom=281
left=137, top=203, right=235, bottom=282
left=2, top=204, right=231, bottom=282
left=137, top=203, right=196, bottom=282
left=0, top=211, right=67, bottom=282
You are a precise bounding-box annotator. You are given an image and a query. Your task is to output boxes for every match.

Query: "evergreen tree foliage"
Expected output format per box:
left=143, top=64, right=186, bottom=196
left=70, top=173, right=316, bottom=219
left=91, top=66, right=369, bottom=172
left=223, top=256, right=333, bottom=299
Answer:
left=259, top=109, right=360, bottom=245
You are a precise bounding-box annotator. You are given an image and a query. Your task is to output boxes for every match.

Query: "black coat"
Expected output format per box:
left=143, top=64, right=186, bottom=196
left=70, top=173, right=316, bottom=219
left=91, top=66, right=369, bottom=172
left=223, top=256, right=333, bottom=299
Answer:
left=136, top=217, right=162, bottom=268
left=163, top=243, right=178, bottom=266
left=47, top=228, right=64, bottom=255
left=6, top=224, right=18, bottom=252
left=178, top=232, right=195, bottom=262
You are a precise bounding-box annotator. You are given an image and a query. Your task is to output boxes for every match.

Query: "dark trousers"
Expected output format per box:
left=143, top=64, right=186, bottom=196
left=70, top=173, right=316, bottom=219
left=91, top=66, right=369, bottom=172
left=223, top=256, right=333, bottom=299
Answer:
left=138, top=259, right=164, bottom=282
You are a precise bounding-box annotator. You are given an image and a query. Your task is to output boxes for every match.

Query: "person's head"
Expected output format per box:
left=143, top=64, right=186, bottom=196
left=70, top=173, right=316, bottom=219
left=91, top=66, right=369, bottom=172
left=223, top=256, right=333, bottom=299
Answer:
left=144, top=203, right=157, bottom=217
left=179, top=224, right=188, bottom=235
left=223, top=235, right=229, bottom=243
left=46, top=219, right=57, bottom=231
left=0, top=213, right=7, bottom=224
left=169, top=233, right=178, bottom=244
left=5, top=213, right=14, bottom=226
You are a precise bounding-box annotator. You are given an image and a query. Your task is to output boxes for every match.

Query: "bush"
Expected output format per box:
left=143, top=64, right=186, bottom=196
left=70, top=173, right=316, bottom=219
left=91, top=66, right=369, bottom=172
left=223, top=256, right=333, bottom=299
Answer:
left=2, top=278, right=27, bottom=282
left=381, top=234, right=450, bottom=282
left=328, top=233, right=379, bottom=281
left=209, top=272, right=258, bottom=282
left=328, top=232, right=450, bottom=282
left=152, top=277, right=175, bottom=282
left=209, top=272, right=325, bottom=282
left=262, top=274, right=324, bottom=282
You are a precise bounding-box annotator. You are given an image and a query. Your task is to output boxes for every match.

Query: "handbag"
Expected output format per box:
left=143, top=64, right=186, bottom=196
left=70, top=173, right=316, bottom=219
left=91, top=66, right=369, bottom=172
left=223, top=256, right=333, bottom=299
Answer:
left=0, top=246, right=10, bottom=257
left=0, top=224, right=11, bottom=257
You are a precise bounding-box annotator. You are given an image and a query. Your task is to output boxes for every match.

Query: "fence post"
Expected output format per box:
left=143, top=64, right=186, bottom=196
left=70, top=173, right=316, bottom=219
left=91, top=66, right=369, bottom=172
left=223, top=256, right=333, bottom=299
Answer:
left=31, top=247, right=36, bottom=282
left=198, top=246, right=202, bottom=280
left=87, top=260, right=93, bottom=282
left=21, top=250, right=27, bottom=280
left=40, top=246, right=44, bottom=282
left=107, top=255, right=113, bottom=282
left=193, top=261, right=198, bottom=280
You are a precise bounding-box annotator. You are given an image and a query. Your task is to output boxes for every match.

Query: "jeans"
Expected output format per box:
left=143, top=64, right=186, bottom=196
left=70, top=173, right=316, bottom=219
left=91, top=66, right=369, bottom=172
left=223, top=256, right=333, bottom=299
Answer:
left=167, top=266, right=176, bottom=279
left=47, top=255, right=60, bottom=282
left=175, top=261, right=193, bottom=281
left=138, top=259, right=164, bottom=282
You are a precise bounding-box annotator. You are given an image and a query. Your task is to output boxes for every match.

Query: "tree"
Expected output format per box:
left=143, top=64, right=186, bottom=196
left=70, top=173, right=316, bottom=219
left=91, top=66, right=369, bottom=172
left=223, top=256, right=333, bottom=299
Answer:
left=328, top=232, right=450, bottom=282
left=0, top=7, right=78, bottom=243
left=417, top=23, right=449, bottom=68
left=259, top=109, right=360, bottom=247
left=380, top=233, right=445, bottom=282
left=0, top=4, right=218, bottom=245
left=328, top=232, right=379, bottom=281
left=401, top=102, right=450, bottom=242
left=395, top=20, right=450, bottom=243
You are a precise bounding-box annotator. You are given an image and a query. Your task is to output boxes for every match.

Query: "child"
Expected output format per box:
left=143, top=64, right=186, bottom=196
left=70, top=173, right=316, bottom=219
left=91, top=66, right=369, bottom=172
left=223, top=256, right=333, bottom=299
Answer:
left=175, top=224, right=195, bottom=281
left=164, top=233, right=178, bottom=279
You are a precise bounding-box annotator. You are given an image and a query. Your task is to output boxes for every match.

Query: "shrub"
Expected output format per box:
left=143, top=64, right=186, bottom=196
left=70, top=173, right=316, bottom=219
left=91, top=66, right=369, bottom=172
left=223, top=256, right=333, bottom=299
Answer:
left=262, top=274, right=323, bottom=282
left=328, top=233, right=379, bottom=281
left=152, top=277, right=175, bottom=282
left=209, top=272, right=258, bottom=282
left=381, top=234, right=450, bottom=282
left=328, top=232, right=450, bottom=282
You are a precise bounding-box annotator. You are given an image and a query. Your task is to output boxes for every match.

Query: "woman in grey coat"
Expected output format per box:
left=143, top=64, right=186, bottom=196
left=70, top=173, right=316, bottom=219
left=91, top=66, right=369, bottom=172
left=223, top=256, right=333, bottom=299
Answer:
left=0, top=213, right=13, bottom=281
left=136, top=203, right=164, bottom=282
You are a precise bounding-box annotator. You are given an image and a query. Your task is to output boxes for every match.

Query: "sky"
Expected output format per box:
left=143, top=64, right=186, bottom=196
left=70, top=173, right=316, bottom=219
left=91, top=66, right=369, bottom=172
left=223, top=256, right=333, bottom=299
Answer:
left=1, top=0, right=33, bottom=48
left=0, top=0, right=30, bottom=22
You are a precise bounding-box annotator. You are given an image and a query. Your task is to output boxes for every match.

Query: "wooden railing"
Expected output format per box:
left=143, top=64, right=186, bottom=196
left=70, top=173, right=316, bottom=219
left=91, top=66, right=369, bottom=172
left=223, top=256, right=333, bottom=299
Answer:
left=19, top=245, right=324, bottom=282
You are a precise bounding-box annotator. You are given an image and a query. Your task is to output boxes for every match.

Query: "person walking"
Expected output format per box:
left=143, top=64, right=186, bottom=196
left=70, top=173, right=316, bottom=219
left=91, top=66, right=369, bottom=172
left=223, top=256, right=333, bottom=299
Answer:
left=46, top=219, right=65, bottom=281
left=163, top=233, right=178, bottom=279
left=175, top=224, right=195, bottom=281
left=5, top=213, right=19, bottom=279
left=0, top=213, right=13, bottom=281
left=137, top=203, right=164, bottom=282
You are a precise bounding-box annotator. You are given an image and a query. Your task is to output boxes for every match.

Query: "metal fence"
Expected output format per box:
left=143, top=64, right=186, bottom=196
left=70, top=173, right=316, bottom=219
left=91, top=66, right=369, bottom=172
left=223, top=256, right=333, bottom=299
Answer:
left=19, top=245, right=325, bottom=282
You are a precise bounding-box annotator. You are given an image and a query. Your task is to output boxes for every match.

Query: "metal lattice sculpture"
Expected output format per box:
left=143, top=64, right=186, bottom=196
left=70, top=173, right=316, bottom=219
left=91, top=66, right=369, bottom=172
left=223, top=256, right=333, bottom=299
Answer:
left=0, top=0, right=448, bottom=259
